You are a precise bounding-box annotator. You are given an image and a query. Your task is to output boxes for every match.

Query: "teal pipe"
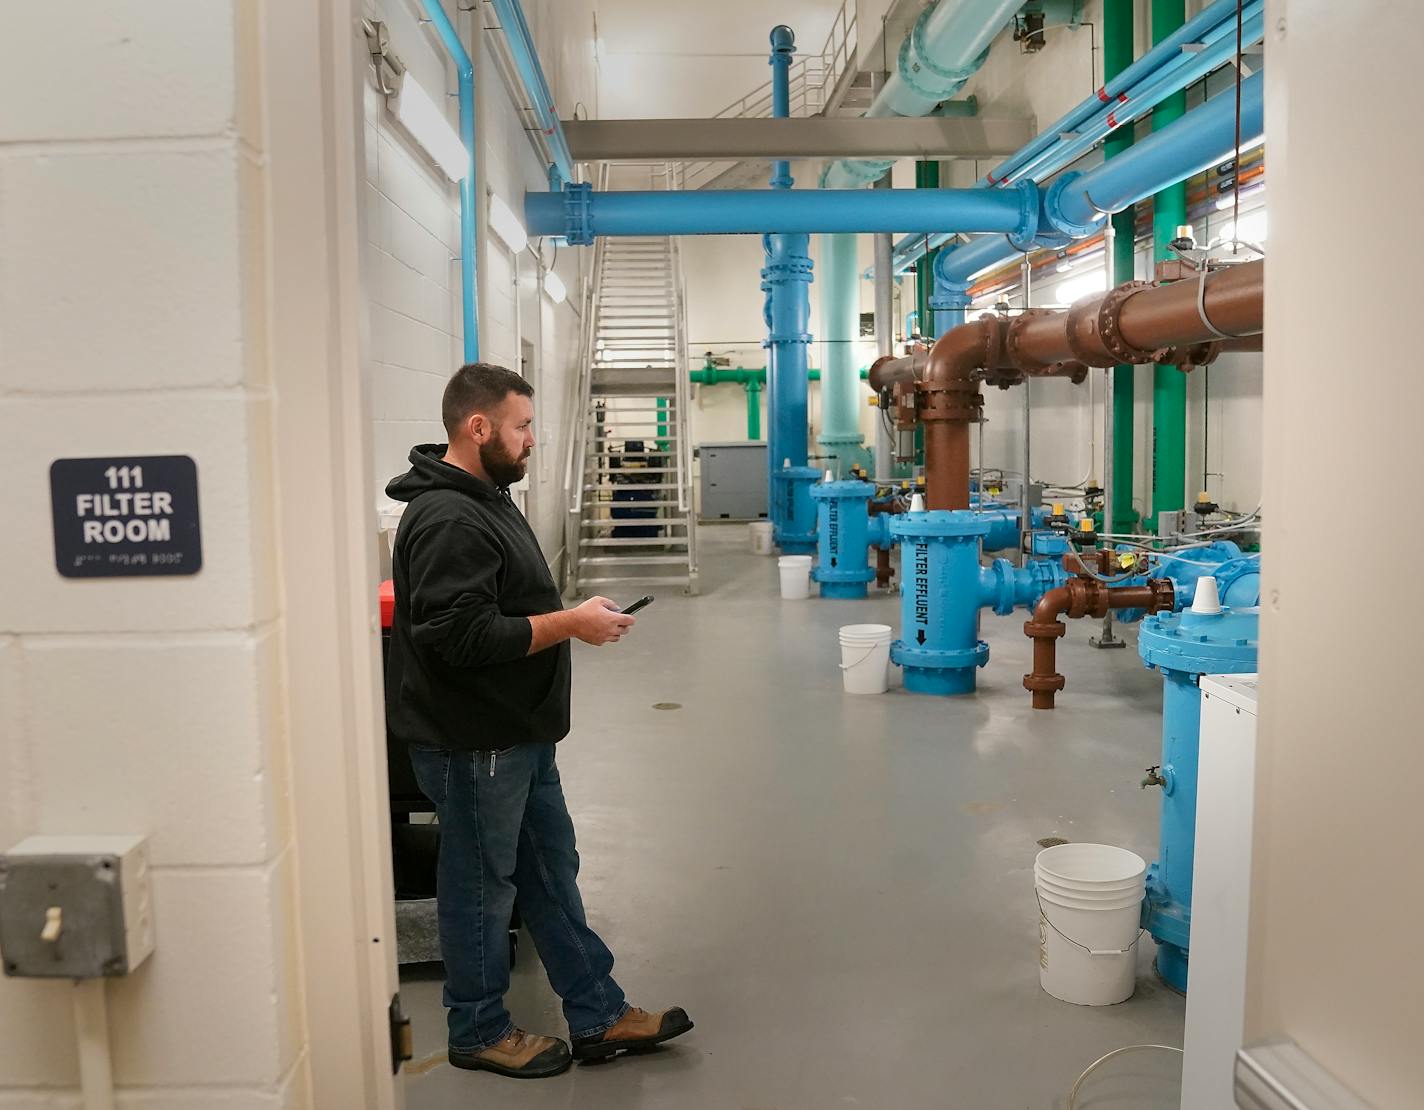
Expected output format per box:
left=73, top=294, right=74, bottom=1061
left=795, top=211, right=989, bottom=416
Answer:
left=417, top=0, right=478, bottom=362
left=818, top=233, right=865, bottom=466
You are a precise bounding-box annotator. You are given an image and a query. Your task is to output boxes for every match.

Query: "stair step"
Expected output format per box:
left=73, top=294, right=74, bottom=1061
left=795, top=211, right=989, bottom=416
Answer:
left=582, top=516, right=688, bottom=526
left=583, top=482, right=684, bottom=491
left=578, top=555, right=691, bottom=566
left=584, top=465, right=681, bottom=474
left=577, top=575, right=692, bottom=587
left=580, top=537, right=690, bottom=548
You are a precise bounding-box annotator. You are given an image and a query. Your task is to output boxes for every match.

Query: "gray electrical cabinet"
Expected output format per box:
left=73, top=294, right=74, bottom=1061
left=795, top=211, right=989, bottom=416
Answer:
left=698, top=442, right=768, bottom=521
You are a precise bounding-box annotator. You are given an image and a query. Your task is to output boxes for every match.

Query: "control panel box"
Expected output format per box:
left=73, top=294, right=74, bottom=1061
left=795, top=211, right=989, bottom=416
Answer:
left=0, top=835, right=154, bottom=979
left=698, top=442, right=769, bottom=521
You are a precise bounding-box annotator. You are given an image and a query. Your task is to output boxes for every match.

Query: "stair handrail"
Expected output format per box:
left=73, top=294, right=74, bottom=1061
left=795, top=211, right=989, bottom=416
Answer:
left=564, top=163, right=610, bottom=525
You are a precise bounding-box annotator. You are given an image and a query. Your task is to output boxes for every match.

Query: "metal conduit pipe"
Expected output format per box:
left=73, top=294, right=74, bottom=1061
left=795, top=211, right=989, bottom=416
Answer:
left=869, top=259, right=1264, bottom=511
left=1024, top=577, right=1176, bottom=709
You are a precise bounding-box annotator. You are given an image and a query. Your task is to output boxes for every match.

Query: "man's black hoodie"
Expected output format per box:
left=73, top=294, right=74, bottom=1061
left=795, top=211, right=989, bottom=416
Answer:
left=384, top=444, right=570, bottom=751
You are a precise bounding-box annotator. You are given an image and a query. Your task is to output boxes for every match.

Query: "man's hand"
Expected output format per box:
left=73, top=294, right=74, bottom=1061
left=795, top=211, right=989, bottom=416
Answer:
left=527, top=596, right=635, bottom=654
left=569, top=596, right=636, bottom=646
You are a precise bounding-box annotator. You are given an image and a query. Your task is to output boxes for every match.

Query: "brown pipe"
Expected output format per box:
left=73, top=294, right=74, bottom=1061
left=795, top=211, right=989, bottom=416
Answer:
left=1023, top=578, right=1176, bottom=710
left=875, top=546, right=892, bottom=589
left=870, top=261, right=1264, bottom=514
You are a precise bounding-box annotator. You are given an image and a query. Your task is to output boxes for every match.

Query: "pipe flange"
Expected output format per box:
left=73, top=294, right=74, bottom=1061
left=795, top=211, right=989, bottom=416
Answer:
left=915, top=378, right=982, bottom=423
left=1153, top=341, right=1220, bottom=369
left=1145, top=577, right=1176, bottom=613
left=899, top=10, right=991, bottom=101
left=1097, top=281, right=1155, bottom=364
left=1023, top=670, right=1067, bottom=694
left=1023, top=620, right=1068, bottom=641
left=1043, top=173, right=1105, bottom=239
left=563, top=182, right=593, bottom=246
left=1006, top=179, right=1041, bottom=250
left=891, top=639, right=990, bottom=671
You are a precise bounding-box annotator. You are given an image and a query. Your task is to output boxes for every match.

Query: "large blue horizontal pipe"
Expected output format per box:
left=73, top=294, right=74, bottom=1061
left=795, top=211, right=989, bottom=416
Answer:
left=887, top=1, right=1265, bottom=274
left=525, top=186, right=1031, bottom=238
left=1008, top=11, right=1263, bottom=188
left=933, top=70, right=1265, bottom=288
left=988, top=0, right=1261, bottom=186
left=486, top=0, right=576, bottom=187
left=1050, top=69, right=1264, bottom=230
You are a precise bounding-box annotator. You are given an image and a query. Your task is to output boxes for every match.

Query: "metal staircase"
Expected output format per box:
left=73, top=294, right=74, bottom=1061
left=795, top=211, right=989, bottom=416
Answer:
left=564, top=169, right=698, bottom=597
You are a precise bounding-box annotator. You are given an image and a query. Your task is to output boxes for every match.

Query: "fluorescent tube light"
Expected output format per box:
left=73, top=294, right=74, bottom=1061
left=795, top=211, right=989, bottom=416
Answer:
left=490, top=192, right=528, bottom=253
left=389, top=72, right=468, bottom=182
left=543, top=269, right=567, bottom=304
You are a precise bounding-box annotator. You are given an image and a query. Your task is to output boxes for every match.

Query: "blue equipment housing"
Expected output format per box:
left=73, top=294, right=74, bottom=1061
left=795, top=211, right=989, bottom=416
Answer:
left=771, top=465, right=820, bottom=554
left=1115, top=541, right=1261, bottom=621
left=1137, top=603, right=1260, bottom=993
left=890, top=510, right=1069, bottom=695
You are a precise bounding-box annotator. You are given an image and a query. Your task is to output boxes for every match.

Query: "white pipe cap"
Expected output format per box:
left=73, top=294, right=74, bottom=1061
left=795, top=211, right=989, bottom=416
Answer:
left=909, top=493, right=926, bottom=513
left=824, top=468, right=834, bottom=481
left=1191, top=575, right=1222, bottom=614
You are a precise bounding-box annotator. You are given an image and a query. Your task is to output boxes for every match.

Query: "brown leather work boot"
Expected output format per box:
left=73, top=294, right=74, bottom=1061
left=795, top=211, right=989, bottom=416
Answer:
left=449, top=1028, right=572, bottom=1079
left=571, top=1005, right=694, bottom=1062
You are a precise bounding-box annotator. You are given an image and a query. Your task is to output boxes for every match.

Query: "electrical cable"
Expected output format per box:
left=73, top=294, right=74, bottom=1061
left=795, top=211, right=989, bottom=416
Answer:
left=1065, top=1043, right=1184, bottom=1110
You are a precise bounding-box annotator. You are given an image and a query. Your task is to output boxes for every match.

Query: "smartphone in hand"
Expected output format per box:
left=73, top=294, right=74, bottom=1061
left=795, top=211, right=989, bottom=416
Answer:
left=621, top=595, right=655, bottom=616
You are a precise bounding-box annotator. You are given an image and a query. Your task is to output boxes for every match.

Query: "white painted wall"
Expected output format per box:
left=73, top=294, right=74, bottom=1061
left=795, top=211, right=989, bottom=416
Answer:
left=361, top=0, right=597, bottom=567
left=1247, top=2, right=1423, bottom=1103
left=0, top=2, right=310, bottom=1105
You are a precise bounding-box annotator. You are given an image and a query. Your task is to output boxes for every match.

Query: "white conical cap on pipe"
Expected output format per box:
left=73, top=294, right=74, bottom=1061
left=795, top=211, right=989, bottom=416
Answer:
left=1191, top=576, right=1222, bottom=614
left=909, top=493, right=926, bottom=513
left=824, top=468, right=834, bottom=481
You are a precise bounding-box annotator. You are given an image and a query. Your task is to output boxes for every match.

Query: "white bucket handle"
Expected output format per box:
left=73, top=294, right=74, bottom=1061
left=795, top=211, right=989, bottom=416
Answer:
left=1036, top=890, right=1144, bottom=957
left=838, top=642, right=886, bottom=670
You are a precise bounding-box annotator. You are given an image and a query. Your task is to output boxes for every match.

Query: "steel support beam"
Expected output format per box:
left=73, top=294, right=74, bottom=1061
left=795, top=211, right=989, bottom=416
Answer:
left=562, top=115, right=1035, bottom=163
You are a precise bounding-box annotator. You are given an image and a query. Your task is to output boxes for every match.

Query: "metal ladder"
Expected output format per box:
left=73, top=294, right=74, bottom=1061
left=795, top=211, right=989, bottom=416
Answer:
left=564, top=169, right=698, bottom=597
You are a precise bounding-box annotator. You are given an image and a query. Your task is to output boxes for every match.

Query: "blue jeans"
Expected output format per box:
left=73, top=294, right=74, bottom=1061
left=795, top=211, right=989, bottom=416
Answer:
left=409, top=743, right=628, bottom=1051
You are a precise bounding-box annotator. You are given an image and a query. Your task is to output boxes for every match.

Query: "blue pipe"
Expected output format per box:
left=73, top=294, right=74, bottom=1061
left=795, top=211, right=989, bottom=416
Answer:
left=526, top=184, right=1037, bottom=242
left=821, top=0, right=1025, bottom=189
left=764, top=27, right=816, bottom=553
left=993, top=1, right=1263, bottom=186
left=811, top=480, right=878, bottom=598
left=891, top=510, right=1069, bottom=695
left=418, top=0, right=478, bottom=362
left=1008, top=11, right=1263, bottom=188
left=486, top=0, right=576, bottom=188
left=927, top=69, right=1265, bottom=298
left=886, top=0, right=1267, bottom=274
left=1046, top=70, right=1264, bottom=232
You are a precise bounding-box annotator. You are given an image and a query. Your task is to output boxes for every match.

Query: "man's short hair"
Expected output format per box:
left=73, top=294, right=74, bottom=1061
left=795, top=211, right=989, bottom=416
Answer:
left=442, top=363, right=534, bottom=437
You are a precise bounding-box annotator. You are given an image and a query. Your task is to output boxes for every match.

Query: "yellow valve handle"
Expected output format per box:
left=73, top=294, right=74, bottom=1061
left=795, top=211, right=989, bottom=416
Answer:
left=41, top=906, right=63, bottom=944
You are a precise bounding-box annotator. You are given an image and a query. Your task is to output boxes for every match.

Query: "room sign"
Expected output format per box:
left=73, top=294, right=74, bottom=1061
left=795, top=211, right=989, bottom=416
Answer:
left=49, top=456, right=203, bottom=578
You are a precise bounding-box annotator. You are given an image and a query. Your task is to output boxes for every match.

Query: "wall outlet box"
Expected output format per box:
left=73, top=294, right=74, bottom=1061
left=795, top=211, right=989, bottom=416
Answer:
left=0, top=835, right=154, bottom=978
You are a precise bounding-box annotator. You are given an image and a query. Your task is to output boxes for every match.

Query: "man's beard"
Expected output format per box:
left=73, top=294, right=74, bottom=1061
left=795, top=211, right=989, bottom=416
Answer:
left=480, top=438, right=529, bottom=487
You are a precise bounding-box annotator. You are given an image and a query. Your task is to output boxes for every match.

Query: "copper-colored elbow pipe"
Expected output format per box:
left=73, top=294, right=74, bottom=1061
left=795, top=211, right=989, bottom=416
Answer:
left=1023, top=578, right=1176, bottom=710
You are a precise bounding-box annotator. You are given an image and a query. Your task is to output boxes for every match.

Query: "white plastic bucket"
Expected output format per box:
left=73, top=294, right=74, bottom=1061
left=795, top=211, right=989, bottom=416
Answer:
left=778, top=555, right=813, bottom=600
left=838, top=624, right=892, bottom=695
left=1034, top=843, right=1146, bottom=1006
left=749, top=521, right=775, bottom=555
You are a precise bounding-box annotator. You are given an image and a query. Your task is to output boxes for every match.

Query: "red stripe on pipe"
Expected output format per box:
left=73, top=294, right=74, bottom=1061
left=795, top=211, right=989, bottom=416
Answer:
left=986, top=172, right=998, bottom=185
left=1118, top=92, right=1129, bottom=103
left=1107, top=111, right=1118, bottom=128
left=1096, top=87, right=1110, bottom=102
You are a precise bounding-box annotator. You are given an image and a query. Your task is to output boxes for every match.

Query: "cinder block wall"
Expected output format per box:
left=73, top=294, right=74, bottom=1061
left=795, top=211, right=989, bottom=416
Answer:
left=0, top=3, right=309, bottom=1106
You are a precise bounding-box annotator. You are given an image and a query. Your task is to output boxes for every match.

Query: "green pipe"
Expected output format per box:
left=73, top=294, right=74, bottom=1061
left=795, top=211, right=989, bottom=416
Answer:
left=1105, top=0, right=1139, bottom=534
left=746, top=378, right=762, bottom=441
left=657, top=396, right=669, bottom=452
left=913, top=161, right=940, bottom=339
left=1149, top=0, right=1187, bottom=531
left=818, top=231, right=866, bottom=462
left=690, top=360, right=870, bottom=442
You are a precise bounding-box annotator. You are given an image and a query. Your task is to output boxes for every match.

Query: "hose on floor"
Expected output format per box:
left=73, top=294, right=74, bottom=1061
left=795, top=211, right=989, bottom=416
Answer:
left=1065, top=1043, right=1184, bottom=1109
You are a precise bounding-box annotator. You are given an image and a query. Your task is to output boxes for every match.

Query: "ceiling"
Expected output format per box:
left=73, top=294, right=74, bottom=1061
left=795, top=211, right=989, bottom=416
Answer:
left=593, top=0, right=847, bottom=119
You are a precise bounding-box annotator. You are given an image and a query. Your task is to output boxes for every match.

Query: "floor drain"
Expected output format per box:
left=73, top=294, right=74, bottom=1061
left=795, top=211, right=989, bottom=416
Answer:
left=652, top=702, right=682, bottom=711
left=1037, top=837, right=1070, bottom=848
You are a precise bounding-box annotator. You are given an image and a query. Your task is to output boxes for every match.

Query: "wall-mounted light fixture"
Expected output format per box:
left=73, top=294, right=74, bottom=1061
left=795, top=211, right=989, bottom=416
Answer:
left=489, top=192, right=528, bottom=254
left=543, top=269, right=567, bottom=304
left=363, top=19, right=468, bottom=182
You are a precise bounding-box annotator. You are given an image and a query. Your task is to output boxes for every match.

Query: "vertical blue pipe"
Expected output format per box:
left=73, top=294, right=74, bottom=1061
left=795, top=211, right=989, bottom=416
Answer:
left=764, top=26, right=815, bottom=551
left=419, top=0, right=479, bottom=362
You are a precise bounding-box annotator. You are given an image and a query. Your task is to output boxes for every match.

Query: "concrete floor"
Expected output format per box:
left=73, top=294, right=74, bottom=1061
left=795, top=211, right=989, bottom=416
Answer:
left=403, top=525, right=1186, bottom=1109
